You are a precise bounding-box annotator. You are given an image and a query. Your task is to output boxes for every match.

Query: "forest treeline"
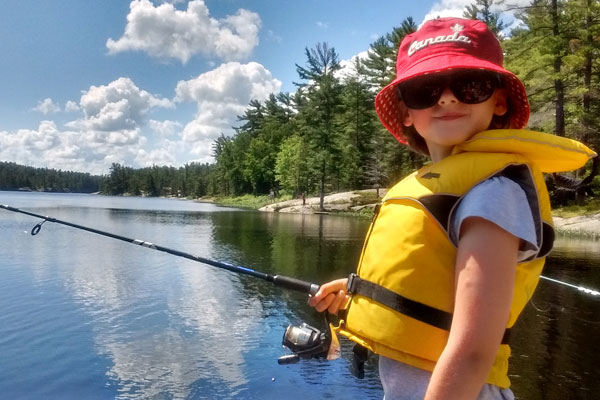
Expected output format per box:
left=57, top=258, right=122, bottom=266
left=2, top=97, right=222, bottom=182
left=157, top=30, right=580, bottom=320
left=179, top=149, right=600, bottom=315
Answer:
left=0, top=161, right=103, bottom=193
left=2, top=0, right=599, bottom=203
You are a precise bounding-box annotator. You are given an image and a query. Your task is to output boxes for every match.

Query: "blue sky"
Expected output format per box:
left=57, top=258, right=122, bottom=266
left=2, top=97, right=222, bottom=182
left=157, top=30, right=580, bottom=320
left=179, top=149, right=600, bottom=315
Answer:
left=0, top=0, right=527, bottom=174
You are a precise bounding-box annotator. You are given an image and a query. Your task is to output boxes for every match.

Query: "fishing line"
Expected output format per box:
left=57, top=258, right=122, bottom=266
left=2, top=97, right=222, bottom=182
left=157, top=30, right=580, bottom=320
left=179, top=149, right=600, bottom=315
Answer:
left=1, top=204, right=319, bottom=296
left=539, top=275, right=600, bottom=297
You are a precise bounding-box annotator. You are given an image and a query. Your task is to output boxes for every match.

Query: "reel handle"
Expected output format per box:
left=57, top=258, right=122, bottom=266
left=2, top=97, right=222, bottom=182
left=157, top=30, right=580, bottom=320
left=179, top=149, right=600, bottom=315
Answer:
left=277, top=354, right=300, bottom=365
left=272, top=275, right=319, bottom=296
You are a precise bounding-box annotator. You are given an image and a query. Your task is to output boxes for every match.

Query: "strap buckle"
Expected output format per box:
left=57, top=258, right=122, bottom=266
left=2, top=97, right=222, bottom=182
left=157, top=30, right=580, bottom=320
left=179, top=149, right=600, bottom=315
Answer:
left=347, top=273, right=359, bottom=294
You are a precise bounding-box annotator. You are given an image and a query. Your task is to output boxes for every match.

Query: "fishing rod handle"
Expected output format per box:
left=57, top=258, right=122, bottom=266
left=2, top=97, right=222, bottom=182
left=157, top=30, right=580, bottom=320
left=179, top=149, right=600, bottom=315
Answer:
left=272, top=275, right=319, bottom=296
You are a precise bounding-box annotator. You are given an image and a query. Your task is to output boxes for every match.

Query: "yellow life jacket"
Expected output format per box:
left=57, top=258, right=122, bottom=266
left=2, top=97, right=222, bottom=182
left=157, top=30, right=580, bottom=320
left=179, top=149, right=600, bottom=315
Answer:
left=336, top=129, right=596, bottom=388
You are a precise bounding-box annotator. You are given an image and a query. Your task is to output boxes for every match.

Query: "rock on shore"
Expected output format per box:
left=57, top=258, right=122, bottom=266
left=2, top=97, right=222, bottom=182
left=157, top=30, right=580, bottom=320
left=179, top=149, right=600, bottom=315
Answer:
left=553, top=213, right=600, bottom=237
left=258, top=190, right=384, bottom=213
left=259, top=190, right=600, bottom=238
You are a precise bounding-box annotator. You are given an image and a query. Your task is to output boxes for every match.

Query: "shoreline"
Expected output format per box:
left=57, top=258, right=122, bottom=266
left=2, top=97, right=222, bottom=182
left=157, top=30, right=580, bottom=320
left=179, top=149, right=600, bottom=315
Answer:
left=256, top=190, right=600, bottom=239
left=14, top=189, right=595, bottom=238
left=553, top=214, right=600, bottom=239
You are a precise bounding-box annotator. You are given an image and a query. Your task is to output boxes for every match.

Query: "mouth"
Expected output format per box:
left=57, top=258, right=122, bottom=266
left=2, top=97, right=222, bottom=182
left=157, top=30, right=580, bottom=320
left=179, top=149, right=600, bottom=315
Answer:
left=434, top=113, right=466, bottom=121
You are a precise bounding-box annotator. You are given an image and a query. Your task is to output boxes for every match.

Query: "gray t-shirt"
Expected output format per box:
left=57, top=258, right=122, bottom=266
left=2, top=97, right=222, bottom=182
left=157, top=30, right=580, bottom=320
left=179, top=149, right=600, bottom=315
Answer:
left=450, top=176, right=538, bottom=261
left=380, top=176, right=538, bottom=400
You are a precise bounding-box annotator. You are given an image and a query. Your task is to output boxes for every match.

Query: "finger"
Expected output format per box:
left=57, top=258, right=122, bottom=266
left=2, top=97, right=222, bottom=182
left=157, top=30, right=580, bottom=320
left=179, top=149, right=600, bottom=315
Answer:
left=307, top=290, right=327, bottom=307
left=315, top=293, right=335, bottom=313
left=307, top=278, right=348, bottom=307
left=328, top=290, right=346, bottom=314
left=341, top=294, right=351, bottom=309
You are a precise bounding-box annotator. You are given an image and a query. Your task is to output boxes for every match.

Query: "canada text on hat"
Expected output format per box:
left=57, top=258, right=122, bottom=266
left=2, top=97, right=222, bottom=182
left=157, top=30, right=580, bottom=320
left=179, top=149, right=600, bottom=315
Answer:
left=407, top=24, right=471, bottom=57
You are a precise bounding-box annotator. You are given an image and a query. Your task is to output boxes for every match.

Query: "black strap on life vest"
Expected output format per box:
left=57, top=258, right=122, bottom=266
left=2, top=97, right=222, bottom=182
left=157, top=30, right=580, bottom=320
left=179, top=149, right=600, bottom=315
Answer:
left=346, top=273, right=511, bottom=344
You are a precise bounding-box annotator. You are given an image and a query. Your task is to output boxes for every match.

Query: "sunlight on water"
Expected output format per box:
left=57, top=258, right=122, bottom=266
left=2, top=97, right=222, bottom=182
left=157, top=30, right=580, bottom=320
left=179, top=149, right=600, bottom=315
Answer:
left=1, top=191, right=598, bottom=399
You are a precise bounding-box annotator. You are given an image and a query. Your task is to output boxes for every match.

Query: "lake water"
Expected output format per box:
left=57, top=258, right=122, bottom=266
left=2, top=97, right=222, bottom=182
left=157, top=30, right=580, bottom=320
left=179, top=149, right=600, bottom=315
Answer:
left=0, top=192, right=598, bottom=399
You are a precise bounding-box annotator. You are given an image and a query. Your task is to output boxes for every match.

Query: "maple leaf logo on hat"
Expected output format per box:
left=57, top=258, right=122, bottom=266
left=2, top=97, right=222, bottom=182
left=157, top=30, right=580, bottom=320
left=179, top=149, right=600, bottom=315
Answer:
left=450, top=24, right=464, bottom=33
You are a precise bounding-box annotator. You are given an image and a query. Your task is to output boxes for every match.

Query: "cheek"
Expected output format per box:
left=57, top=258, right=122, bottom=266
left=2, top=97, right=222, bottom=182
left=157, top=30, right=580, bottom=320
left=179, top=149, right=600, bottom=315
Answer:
left=404, top=109, right=427, bottom=128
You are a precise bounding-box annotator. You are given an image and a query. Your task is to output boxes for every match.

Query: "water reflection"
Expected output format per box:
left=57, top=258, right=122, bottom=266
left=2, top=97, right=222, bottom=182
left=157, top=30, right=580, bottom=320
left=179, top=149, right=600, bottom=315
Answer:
left=4, top=192, right=597, bottom=399
left=62, top=207, right=262, bottom=398
left=509, top=236, right=600, bottom=399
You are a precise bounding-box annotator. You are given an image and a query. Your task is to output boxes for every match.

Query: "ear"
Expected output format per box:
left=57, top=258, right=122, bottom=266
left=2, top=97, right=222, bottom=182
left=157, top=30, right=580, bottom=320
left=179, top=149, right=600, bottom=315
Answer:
left=493, top=88, right=508, bottom=116
left=400, top=102, right=413, bottom=126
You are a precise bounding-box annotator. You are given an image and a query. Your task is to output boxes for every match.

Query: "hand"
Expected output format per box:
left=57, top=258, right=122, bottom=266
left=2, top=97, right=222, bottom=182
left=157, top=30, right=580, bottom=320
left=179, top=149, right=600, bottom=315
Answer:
left=308, top=278, right=350, bottom=314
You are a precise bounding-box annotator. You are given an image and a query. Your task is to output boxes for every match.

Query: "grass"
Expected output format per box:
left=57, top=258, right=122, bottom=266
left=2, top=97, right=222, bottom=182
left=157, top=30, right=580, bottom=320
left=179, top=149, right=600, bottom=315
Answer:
left=551, top=197, right=600, bottom=218
left=350, top=190, right=382, bottom=206
left=212, top=194, right=292, bottom=209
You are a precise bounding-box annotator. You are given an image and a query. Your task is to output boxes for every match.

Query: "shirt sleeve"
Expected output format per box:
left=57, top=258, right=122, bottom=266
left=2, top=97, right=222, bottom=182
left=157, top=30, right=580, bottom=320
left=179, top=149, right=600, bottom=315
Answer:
left=449, top=176, right=539, bottom=262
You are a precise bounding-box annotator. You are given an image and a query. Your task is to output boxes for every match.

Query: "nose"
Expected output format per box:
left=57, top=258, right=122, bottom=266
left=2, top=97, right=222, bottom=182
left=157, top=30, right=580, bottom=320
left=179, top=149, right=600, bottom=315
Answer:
left=437, top=87, right=458, bottom=106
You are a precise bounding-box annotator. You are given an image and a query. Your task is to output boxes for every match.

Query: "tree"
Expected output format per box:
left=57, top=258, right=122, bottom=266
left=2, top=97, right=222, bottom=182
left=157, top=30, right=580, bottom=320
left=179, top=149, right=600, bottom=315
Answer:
left=236, top=94, right=296, bottom=195
left=339, top=57, right=380, bottom=189
left=105, top=163, right=131, bottom=195
left=295, top=42, right=344, bottom=210
left=275, top=135, right=313, bottom=195
left=504, top=0, right=572, bottom=136
left=464, top=0, right=507, bottom=35
left=362, top=18, right=423, bottom=185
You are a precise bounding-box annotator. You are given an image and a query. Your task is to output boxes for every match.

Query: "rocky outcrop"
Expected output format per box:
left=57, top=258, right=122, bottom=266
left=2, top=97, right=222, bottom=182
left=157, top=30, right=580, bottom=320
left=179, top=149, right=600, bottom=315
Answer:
left=259, top=190, right=600, bottom=238
left=553, top=213, right=600, bottom=238
left=258, top=190, right=383, bottom=214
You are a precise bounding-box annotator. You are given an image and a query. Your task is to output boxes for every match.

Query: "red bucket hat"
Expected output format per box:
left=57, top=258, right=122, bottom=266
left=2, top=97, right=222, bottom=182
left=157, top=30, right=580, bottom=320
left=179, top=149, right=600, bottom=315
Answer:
left=375, top=17, right=530, bottom=144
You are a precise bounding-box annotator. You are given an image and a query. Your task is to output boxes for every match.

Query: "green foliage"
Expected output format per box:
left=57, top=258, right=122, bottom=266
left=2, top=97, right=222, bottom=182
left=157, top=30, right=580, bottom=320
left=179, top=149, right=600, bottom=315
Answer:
left=101, top=162, right=214, bottom=198
left=552, top=197, right=600, bottom=218
left=0, top=161, right=103, bottom=193
left=275, top=135, right=314, bottom=196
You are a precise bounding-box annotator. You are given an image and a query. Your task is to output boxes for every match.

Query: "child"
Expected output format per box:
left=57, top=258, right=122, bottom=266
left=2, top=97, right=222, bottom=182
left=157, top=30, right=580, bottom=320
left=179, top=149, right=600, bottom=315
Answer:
left=308, top=18, right=595, bottom=400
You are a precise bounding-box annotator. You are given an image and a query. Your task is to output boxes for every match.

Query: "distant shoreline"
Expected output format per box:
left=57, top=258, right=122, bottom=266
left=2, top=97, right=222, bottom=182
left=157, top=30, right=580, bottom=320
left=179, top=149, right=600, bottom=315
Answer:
left=257, top=190, right=600, bottom=239
left=5, top=189, right=597, bottom=238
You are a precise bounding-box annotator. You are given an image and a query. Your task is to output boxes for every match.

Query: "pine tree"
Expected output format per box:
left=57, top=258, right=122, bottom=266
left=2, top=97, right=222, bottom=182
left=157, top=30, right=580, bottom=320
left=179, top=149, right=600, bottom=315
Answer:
left=464, top=0, right=507, bottom=35
left=295, top=42, right=344, bottom=210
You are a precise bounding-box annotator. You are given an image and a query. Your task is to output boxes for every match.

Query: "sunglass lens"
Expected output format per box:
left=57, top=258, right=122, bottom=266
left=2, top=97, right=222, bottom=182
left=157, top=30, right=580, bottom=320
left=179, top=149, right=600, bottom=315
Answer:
left=451, top=72, right=497, bottom=104
left=400, top=77, right=445, bottom=109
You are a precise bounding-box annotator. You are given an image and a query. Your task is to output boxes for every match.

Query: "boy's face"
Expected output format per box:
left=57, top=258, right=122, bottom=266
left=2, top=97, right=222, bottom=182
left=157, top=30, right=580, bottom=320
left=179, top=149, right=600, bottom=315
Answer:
left=401, top=79, right=507, bottom=161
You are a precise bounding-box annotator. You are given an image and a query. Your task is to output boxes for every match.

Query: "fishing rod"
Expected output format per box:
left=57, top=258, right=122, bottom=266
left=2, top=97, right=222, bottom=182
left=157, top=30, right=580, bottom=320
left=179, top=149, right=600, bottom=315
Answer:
left=0, top=204, right=320, bottom=296
left=2, top=204, right=598, bottom=298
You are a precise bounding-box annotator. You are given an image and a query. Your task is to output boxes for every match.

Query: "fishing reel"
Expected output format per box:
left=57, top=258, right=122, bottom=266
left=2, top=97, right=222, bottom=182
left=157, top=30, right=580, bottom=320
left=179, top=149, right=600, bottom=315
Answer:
left=277, top=313, right=368, bottom=379
left=277, top=321, right=331, bottom=364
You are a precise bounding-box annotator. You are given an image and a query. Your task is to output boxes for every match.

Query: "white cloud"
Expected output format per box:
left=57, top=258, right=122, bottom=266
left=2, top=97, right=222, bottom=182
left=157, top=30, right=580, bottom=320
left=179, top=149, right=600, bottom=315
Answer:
left=265, top=30, right=283, bottom=44
left=424, top=0, right=533, bottom=26
left=34, top=98, right=61, bottom=114
left=135, top=139, right=180, bottom=167
left=149, top=119, right=182, bottom=137
left=106, top=0, right=261, bottom=63
left=0, top=121, right=143, bottom=174
left=423, top=0, right=471, bottom=22
left=337, top=51, right=370, bottom=81
left=67, top=77, right=173, bottom=132
left=174, top=62, right=281, bottom=162
left=65, top=100, right=80, bottom=112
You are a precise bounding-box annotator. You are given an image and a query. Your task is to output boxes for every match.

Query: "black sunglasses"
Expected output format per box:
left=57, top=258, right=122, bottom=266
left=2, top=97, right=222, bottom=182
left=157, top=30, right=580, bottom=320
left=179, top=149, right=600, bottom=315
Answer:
left=398, top=71, right=502, bottom=110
